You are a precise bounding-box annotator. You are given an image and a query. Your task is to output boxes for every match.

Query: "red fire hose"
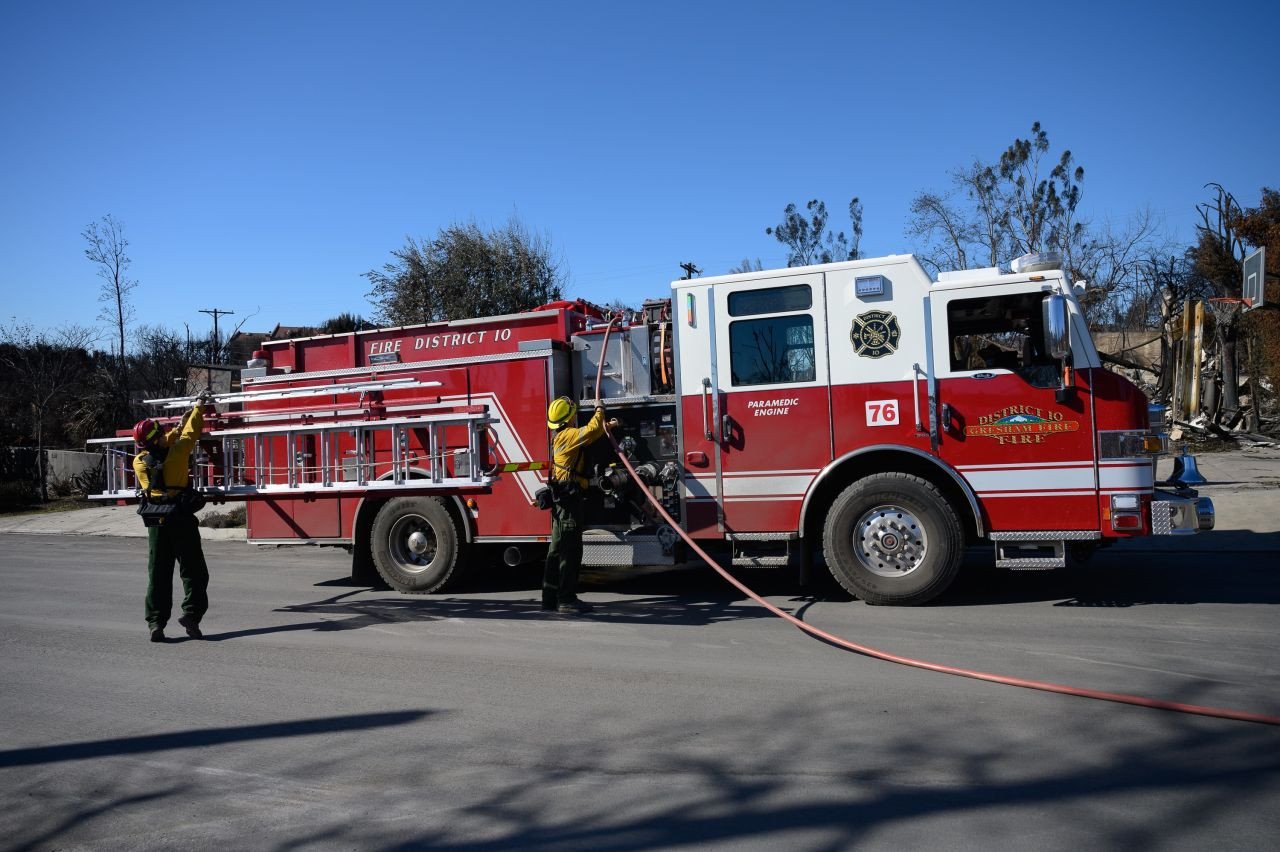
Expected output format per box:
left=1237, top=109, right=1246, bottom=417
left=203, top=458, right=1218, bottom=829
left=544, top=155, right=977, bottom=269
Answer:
left=594, top=317, right=1280, bottom=727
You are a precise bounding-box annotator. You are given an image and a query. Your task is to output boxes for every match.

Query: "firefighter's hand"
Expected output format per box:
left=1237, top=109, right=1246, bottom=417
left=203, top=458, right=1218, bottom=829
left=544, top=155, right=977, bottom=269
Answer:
left=607, top=418, right=620, bottom=430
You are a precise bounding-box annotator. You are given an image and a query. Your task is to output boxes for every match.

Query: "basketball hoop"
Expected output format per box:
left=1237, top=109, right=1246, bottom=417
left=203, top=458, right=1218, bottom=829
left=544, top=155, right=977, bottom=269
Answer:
left=1207, top=296, right=1249, bottom=326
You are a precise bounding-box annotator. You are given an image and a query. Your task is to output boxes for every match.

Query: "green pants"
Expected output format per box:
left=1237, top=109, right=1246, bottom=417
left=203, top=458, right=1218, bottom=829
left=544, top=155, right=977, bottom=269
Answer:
left=146, top=512, right=209, bottom=629
left=543, top=495, right=583, bottom=609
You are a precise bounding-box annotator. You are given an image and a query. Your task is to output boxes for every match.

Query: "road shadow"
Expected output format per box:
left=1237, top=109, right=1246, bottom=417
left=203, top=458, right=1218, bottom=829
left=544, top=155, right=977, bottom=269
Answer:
left=291, top=527, right=1279, bottom=619
left=204, top=585, right=781, bottom=641
left=943, top=535, right=1280, bottom=607
left=0, top=710, right=433, bottom=769
left=12, top=693, right=1276, bottom=850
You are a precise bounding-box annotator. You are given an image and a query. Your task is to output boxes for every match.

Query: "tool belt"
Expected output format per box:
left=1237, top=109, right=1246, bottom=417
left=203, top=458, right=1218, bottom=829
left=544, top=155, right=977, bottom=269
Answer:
left=533, top=478, right=581, bottom=511
left=137, top=488, right=207, bottom=527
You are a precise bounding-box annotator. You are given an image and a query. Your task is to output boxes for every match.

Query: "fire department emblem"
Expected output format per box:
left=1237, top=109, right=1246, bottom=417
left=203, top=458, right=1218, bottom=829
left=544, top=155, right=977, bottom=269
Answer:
left=851, top=310, right=901, bottom=359
left=964, top=406, right=1080, bottom=445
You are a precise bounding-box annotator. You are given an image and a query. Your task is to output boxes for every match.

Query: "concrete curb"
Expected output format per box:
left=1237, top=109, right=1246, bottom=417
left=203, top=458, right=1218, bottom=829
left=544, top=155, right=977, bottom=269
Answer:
left=0, top=505, right=247, bottom=540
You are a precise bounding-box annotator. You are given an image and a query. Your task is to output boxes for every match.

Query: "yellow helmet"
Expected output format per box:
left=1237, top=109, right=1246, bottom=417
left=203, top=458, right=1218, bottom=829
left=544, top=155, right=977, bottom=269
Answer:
left=547, top=396, right=576, bottom=430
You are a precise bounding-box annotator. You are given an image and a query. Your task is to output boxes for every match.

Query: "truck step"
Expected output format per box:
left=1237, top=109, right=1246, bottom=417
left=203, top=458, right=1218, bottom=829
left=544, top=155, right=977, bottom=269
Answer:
left=731, top=537, right=791, bottom=568
left=992, top=540, right=1066, bottom=570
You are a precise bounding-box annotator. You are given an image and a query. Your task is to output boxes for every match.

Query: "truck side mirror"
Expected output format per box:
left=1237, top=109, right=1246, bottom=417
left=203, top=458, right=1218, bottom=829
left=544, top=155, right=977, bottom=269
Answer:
left=1042, top=294, right=1071, bottom=361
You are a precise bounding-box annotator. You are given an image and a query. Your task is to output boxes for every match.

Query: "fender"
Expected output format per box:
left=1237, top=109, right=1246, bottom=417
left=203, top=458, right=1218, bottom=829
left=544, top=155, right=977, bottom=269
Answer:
left=798, top=443, right=984, bottom=538
left=352, top=467, right=476, bottom=544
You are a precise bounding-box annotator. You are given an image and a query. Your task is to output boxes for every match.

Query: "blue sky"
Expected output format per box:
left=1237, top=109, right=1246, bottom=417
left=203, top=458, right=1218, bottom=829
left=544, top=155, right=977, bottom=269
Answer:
left=1, top=0, right=1276, bottom=342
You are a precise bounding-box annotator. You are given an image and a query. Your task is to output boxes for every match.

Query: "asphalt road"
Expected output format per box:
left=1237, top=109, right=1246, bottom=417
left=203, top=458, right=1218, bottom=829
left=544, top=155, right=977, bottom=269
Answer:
left=1, top=532, right=1278, bottom=851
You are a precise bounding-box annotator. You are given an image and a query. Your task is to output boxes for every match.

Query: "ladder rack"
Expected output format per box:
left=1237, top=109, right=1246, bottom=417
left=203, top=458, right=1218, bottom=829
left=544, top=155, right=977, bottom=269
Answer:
left=88, top=405, right=495, bottom=501
left=145, top=377, right=441, bottom=409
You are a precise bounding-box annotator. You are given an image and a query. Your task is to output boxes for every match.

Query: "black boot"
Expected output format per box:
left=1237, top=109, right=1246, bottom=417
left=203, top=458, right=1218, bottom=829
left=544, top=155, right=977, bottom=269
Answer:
left=178, top=614, right=203, bottom=639
left=149, top=626, right=166, bottom=643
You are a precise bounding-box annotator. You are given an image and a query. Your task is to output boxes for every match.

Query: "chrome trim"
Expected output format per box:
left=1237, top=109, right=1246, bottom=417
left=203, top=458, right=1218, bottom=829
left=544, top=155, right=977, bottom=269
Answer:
left=1150, top=490, right=1206, bottom=535
left=798, top=444, right=984, bottom=538
left=1196, top=497, right=1215, bottom=530
left=922, top=296, right=939, bottom=453
left=707, top=290, right=724, bottom=533
left=672, top=310, right=688, bottom=532
left=988, top=530, right=1100, bottom=541
left=821, top=272, right=835, bottom=461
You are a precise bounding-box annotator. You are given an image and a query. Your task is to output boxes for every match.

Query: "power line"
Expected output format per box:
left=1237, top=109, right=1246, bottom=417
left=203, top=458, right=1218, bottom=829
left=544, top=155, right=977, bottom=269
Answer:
left=199, top=308, right=235, bottom=364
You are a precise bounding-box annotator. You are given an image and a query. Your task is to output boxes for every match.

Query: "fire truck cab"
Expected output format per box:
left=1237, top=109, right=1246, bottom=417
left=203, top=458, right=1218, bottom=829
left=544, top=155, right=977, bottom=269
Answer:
left=671, top=252, right=1210, bottom=603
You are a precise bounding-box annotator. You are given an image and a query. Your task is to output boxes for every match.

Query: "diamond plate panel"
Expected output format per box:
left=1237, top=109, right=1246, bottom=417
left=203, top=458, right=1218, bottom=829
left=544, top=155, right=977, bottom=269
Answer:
left=989, top=530, right=1100, bottom=541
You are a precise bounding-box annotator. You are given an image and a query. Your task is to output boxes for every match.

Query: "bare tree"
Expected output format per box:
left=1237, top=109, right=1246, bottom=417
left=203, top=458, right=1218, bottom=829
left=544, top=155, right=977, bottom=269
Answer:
left=907, top=123, right=1088, bottom=277
left=83, top=214, right=136, bottom=364
left=766, top=198, right=862, bottom=268
left=0, top=322, right=99, bottom=502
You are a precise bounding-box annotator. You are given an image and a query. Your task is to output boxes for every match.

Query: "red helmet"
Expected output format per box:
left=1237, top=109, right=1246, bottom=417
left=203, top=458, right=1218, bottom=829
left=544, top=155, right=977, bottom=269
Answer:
left=132, top=418, right=166, bottom=447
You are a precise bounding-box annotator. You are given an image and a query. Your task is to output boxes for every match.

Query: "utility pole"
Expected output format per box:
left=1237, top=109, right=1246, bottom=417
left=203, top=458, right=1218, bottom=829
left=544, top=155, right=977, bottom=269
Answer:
left=199, top=308, right=235, bottom=364
left=680, top=262, right=702, bottom=280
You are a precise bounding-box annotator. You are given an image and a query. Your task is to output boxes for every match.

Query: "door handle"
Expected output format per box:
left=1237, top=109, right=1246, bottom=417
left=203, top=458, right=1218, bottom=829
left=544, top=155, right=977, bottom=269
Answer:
left=721, top=413, right=733, bottom=443
left=701, top=378, right=713, bottom=439
left=912, top=364, right=926, bottom=433
left=941, top=403, right=953, bottom=433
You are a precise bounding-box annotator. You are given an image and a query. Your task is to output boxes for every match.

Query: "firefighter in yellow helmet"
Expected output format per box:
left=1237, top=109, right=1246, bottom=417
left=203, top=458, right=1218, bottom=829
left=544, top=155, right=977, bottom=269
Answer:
left=132, top=394, right=213, bottom=642
left=541, top=396, right=617, bottom=614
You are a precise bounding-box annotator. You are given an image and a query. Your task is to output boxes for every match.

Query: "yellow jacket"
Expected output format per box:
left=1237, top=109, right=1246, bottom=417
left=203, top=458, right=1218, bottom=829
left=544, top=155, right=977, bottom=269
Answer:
left=550, top=407, right=606, bottom=489
left=133, top=405, right=204, bottom=498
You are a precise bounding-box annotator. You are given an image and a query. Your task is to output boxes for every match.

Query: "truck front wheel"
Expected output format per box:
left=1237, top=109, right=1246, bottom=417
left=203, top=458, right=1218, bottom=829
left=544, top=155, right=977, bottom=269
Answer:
left=823, top=473, right=962, bottom=605
left=370, top=497, right=462, bottom=594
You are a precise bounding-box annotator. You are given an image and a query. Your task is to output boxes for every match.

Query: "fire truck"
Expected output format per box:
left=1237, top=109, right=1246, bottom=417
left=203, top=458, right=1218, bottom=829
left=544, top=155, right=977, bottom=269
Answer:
left=92, top=253, right=1214, bottom=605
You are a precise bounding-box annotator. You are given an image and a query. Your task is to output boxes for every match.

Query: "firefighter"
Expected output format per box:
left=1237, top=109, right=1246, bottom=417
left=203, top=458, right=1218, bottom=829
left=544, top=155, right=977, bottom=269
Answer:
left=541, top=396, right=617, bottom=615
left=132, top=394, right=213, bottom=642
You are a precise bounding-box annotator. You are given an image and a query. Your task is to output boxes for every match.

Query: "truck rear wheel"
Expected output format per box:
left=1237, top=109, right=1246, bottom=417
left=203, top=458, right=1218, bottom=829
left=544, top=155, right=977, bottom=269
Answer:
left=823, top=473, right=962, bottom=606
left=370, top=497, right=462, bottom=594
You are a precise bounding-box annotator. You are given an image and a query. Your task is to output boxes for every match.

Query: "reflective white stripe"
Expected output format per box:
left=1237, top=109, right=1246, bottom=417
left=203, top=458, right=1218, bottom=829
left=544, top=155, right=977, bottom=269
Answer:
left=724, top=474, right=813, bottom=497
left=722, top=495, right=803, bottom=502
left=963, top=466, right=1094, bottom=493
left=1100, top=463, right=1153, bottom=491
left=444, top=392, right=540, bottom=501
left=981, top=490, right=1095, bottom=498
left=682, top=477, right=718, bottom=499
left=957, top=460, right=1093, bottom=471
left=682, top=472, right=815, bottom=499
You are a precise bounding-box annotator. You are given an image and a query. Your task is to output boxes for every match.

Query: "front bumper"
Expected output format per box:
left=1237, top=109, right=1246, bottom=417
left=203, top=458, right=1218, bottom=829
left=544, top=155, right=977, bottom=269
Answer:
left=1151, top=490, right=1215, bottom=535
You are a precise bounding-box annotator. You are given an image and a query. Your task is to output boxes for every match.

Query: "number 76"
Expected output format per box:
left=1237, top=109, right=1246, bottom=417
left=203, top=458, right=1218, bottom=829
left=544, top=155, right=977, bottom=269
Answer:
left=865, top=400, right=899, bottom=426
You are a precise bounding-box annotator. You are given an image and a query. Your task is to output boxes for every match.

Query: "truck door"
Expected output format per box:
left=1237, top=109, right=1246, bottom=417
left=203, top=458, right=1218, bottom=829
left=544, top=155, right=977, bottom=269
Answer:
left=928, top=282, right=1099, bottom=531
left=709, top=273, right=832, bottom=533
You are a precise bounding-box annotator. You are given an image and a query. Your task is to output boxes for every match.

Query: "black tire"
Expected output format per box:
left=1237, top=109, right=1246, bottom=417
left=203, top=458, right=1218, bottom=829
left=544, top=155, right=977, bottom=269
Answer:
left=822, top=473, right=963, bottom=606
left=370, top=497, right=462, bottom=594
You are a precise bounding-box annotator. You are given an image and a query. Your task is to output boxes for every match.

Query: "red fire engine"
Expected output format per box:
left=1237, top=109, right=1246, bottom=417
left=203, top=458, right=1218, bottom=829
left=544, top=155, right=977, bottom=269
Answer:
left=93, top=253, right=1213, bottom=605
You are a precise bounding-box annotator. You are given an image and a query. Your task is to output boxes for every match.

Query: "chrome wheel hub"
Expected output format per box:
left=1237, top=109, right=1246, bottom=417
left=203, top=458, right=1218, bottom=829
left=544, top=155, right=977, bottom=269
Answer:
left=389, top=514, right=437, bottom=574
left=854, top=505, right=928, bottom=578
left=407, top=530, right=430, bottom=556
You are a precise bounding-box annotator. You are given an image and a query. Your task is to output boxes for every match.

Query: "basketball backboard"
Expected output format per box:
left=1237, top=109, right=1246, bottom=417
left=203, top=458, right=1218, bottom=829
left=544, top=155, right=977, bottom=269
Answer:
left=1242, top=247, right=1265, bottom=311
